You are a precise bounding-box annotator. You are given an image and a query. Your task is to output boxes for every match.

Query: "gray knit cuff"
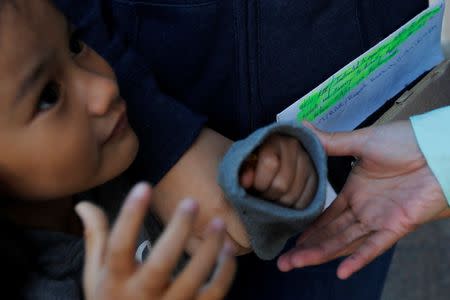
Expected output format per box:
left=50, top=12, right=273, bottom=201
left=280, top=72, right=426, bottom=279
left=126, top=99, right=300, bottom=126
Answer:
left=218, top=122, right=327, bottom=260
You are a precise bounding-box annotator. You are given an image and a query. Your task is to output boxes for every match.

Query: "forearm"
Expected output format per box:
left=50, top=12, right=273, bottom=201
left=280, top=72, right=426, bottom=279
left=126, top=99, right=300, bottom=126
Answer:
left=151, top=128, right=251, bottom=254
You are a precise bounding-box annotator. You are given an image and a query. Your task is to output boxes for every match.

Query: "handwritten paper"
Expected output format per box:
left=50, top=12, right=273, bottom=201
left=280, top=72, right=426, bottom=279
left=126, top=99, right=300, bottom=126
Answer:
left=277, top=1, right=445, bottom=209
left=277, top=2, right=445, bottom=132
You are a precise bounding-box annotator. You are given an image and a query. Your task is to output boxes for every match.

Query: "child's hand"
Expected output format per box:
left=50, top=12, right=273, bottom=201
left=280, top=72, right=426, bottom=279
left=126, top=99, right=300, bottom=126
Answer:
left=240, top=134, right=317, bottom=209
left=75, top=183, right=236, bottom=300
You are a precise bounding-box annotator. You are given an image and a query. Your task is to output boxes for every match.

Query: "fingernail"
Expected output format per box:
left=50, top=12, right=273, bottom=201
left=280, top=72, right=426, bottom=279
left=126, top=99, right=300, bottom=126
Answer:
left=74, top=203, right=89, bottom=228
left=277, top=257, right=291, bottom=272
left=74, top=203, right=83, bottom=217
left=180, top=198, right=198, bottom=213
left=337, top=268, right=350, bottom=280
left=210, top=218, right=225, bottom=231
left=130, top=182, right=149, bottom=200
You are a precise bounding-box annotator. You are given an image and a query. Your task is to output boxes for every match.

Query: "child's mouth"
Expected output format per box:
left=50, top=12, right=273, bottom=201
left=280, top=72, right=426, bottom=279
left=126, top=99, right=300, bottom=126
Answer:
left=103, top=102, right=129, bottom=145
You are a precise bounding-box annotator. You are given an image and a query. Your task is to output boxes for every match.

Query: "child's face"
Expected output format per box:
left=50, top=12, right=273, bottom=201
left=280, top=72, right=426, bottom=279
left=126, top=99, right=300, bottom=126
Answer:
left=0, top=1, right=139, bottom=200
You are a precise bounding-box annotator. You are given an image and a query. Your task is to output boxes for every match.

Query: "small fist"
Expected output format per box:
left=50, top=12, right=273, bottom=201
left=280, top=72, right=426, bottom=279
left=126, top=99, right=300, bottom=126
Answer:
left=240, top=134, right=317, bottom=209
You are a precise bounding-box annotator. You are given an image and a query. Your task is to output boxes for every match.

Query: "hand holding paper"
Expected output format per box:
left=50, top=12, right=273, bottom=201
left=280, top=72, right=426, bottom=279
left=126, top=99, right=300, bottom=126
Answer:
left=277, top=121, right=448, bottom=279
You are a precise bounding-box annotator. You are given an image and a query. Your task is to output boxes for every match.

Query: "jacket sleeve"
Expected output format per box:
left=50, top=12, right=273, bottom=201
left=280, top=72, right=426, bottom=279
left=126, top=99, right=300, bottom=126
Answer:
left=218, top=122, right=328, bottom=260
left=53, top=0, right=207, bottom=183
left=411, top=106, right=450, bottom=206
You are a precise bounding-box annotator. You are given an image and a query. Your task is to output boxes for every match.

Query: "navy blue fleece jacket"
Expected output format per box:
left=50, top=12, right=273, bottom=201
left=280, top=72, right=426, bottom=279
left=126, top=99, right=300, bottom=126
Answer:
left=51, top=0, right=427, bottom=258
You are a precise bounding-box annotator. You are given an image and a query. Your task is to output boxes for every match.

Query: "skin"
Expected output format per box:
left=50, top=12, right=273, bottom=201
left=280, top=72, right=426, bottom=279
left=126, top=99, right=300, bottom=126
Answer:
left=77, top=183, right=236, bottom=300
left=240, top=134, right=318, bottom=209
left=0, top=1, right=138, bottom=201
left=152, top=129, right=319, bottom=256
left=0, top=2, right=236, bottom=299
left=278, top=121, right=450, bottom=279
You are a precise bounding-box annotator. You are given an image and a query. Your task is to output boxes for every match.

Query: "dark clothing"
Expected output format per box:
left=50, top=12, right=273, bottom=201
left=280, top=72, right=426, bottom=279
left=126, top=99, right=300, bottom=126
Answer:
left=51, top=1, right=427, bottom=299
left=53, top=0, right=427, bottom=184
left=22, top=231, right=84, bottom=300
left=19, top=178, right=163, bottom=300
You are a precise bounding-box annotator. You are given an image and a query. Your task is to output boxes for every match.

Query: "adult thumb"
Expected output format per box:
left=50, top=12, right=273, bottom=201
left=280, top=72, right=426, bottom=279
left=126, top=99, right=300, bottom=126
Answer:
left=303, top=121, right=366, bottom=157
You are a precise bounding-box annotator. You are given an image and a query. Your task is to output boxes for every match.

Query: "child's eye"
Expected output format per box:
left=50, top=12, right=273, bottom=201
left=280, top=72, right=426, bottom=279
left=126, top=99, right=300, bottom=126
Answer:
left=69, top=31, right=84, bottom=55
left=37, top=81, right=60, bottom=112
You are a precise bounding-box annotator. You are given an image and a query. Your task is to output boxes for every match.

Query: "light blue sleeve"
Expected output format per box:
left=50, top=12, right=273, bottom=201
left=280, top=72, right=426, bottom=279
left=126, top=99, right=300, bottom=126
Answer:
left=410, top=106, right=450, bottom=206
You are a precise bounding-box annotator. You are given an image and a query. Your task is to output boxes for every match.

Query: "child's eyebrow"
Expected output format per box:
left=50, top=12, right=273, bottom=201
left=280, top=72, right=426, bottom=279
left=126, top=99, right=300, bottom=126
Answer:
left=15, top=50, right=55, bottom=105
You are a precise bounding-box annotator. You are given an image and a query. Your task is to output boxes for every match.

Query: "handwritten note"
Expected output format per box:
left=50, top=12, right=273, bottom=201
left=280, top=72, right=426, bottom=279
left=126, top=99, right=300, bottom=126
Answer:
left=278, top=2, right=445, bottom=132
left=277, top=2, right=445, bottom=209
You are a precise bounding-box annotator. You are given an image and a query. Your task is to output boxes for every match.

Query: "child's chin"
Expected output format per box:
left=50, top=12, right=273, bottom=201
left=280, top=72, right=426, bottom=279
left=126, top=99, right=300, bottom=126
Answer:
left=107, top=131, right=139, bottom=179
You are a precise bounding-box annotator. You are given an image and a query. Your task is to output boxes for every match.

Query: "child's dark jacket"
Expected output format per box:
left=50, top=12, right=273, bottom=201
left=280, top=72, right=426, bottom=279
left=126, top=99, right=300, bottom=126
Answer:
left=52, top=0, right=427, bottom=184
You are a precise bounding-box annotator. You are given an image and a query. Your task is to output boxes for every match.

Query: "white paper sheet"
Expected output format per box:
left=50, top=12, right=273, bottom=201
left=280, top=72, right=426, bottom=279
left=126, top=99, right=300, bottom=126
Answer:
left=277, top=1, right=445, bottom=208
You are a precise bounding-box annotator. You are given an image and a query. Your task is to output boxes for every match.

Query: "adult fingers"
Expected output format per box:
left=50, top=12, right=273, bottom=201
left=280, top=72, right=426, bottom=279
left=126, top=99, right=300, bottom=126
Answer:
left=278, top=238, right=365, bottom=272
left=300, top=210, right=356, bottom=246
left=197, top=244, right=237, bottom=300
left=278, top=210, right=358, bottom=271
left=75, top=201, right=109, bottom=290
left=105, top=183, right=152, bottom=275
left=264, top=137, right=298, bottom=201
left=277, top=196, right=348, bottom=270
left=303, top=122, right=367, bottom=158
left=289, top=222, right=371, bottom=269
left=337, top=230, right=400, bottom=279
left=165, top=218, right=226, bottom=300
left=137, top=198, right=198, bottom=288
left=296, top=193, right=349, bottom=244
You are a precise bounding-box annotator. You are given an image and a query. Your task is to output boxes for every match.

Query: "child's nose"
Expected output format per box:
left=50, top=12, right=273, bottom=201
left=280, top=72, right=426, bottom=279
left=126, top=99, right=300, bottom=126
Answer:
left=85, top=74, right=120, bottom=117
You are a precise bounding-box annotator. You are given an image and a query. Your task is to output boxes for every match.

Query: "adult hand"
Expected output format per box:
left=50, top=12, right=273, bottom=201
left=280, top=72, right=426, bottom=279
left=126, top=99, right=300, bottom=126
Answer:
left=278, top=121, right=449, bottom=279
left=76, top=183, right=236, bottom=300
left=152, top=128, right=251, bottom=255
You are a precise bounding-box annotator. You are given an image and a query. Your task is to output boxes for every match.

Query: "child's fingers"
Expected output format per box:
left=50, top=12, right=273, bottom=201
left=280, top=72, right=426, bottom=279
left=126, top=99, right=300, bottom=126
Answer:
left=240, top=153, right=258, bottom=189
left=197, top=245, right=237, bottom=300
left=294, top=169, right=317, bottom=209
left=75, top=202, right=109, bottom=290
left=164, top=218, right=226, bottom=300
left=253, top=141, right=280, bottom=192
left=239, top=167, right=255, bottom=189
left=293, top=145, right=318, bottom=209
left=105, top=183, right=152, bottom=275
left=264, top=138, right=298, bottom=201
left=279, top=154, right=307, bottom=207
left=137, top=198, right=198, bottom=288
